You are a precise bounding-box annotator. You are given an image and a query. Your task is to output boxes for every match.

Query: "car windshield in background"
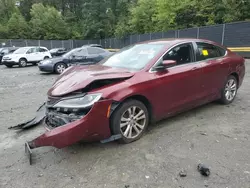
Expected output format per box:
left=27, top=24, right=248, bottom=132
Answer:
left=50, top=49, right=59, bottom=53
left=13, top=48, right=29, bottom=54
left=100, top=44, right=165, bottom=70
left=1, top=49, right=9, bottom=54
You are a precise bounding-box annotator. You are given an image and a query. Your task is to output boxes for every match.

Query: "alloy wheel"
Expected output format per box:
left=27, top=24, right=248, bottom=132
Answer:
left=56, top=64, right=66, bottom=74
left=20, top=60, right=27, bottom=67
left=224, top=78, right=237, bottom=101
left=120, top=106, right=146, bottom=139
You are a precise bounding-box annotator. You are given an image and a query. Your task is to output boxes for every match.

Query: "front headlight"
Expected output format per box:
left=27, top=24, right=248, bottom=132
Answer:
left=53, top=93, right=102, bottom=108
left=41, top=60, right=52, bottom=64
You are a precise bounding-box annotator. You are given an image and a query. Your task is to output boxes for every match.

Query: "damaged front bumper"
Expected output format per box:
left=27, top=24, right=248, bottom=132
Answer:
left=24, top=99, right=118, bottom=164
left=28, top=99, right=113, bottom=149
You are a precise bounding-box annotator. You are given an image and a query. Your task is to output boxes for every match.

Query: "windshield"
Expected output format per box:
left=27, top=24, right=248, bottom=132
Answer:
left=1, top=49, right=9, bottom=54
left=99, top=44, right=165, bottom=70
left=13, top=47, right=30, bottom=54
left=62, top=48, right=79, bottom=58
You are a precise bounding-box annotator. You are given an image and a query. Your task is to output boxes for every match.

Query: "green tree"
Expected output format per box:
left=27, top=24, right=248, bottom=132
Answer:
left=129, top=0, right=157, bottom=34
left=0, top=0, right=16, bottom=24
left=7, top=12, right=29, bottom=39
left=0, top=24, right=8, bottom=39
left=43, top=6, right=70, bottom=39
left=30, top=3, right=69, bottom=39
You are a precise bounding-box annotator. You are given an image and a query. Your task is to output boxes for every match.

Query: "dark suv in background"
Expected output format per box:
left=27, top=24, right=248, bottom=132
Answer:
left=0, top=47, right=19, bottom=64
left=38, top=46, right=112, bottom=74
left=49, top=48, right=68, bottom=57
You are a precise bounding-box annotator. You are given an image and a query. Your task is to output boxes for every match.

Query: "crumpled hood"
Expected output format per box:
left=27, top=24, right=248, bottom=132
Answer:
left=48, top=65, right=134, bottom=96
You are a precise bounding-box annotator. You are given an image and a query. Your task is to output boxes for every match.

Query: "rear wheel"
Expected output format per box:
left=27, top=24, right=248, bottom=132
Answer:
left=110, top=100, right=149, bottom=144
left=19, top=58, right=27, bottom=67
left=55, top=63, right=67, bottom=74
left=220, top=75, right=238, bottom=104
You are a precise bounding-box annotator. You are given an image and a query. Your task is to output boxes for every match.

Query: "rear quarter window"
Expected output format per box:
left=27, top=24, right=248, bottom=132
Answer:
left=196, top=42, right=226, bottom=61
left=216, top=46, right=227, bottom=56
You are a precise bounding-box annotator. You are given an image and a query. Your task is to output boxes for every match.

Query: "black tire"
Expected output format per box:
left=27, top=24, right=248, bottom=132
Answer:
left=44, top=56, right=49, bottom=60
left=54, top=63, right=67, bottom=74
left=220, top=75, right=238, bottom=105
left=5, top=64, right=13, bottom=68
left=110, top=99, right=149, bottom=144
left=19, top=58, right=27, bottom=67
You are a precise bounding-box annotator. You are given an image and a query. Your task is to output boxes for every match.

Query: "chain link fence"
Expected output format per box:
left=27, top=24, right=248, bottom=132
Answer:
left=1, top=21, right=250, bottom=50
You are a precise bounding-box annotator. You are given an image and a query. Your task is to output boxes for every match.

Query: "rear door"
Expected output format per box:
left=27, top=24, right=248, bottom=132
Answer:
left=29, top=47, right=42, bottom=61
left=38, top=47, right=48, bottom=60
left=193, top=42, right=229, bottom=98
left=26, top=48, right=38, bottom=61
left=150, top=42, right=204, bottom=118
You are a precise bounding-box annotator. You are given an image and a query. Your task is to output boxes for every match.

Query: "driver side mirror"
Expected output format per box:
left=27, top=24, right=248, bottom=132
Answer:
left=154, top=60, right=176, bottom=71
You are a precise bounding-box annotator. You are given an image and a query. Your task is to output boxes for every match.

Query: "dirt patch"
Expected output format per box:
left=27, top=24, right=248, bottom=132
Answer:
left=0, top=63, right=250, bottom=188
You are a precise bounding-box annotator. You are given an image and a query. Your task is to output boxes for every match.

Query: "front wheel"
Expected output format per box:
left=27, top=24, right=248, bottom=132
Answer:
left=110, top=100, right=149, bottom=144
left=220, top=75, right=238, bottom=104
left=19, top=58, right=27, bottom=67
left=55, top=63, right=67, bottom=74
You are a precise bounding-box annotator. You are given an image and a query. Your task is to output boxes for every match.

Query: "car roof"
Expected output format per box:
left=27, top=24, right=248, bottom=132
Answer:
left=18, top=46, right=47, bottom=49
left=138, top=38, right=220, bottom=46
left=82, top=44, right=103, bottom=47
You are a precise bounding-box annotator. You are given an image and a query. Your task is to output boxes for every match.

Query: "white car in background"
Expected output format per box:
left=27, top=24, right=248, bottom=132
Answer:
left=2, top=46, right=52, bottom=68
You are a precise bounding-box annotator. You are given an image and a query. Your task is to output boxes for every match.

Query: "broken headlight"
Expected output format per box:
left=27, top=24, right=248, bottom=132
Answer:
left=53, top=93, right=102, bottom=109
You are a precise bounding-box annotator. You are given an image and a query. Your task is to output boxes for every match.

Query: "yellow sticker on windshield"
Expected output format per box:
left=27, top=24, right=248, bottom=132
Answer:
left=202, top=50, right=209, bottom=56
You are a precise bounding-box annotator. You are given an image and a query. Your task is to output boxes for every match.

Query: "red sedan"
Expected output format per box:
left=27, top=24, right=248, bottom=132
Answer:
left=27, top=38, right=245, bottom=154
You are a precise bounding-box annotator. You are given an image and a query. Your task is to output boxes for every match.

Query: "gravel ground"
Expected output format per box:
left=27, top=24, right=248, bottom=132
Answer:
left=0, top=62, right=250, bottom=188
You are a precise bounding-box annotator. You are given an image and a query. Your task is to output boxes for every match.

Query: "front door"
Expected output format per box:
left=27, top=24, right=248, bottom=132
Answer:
left=70, top=48, right=88, bottom=65
left=150, top=43, right=203, bottom=119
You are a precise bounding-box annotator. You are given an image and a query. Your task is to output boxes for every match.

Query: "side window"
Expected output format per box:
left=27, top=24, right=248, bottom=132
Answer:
left=39, top=48, right=47, bottom=52
left=163, top=43, right=193, bottom=65
left=216, top=46, right=226, bottom=56
left=87, top=47, right=105, bottom=55
left=196, top=42, right=223, bottom=61
left=27, top=48, right=36, bottom=54
left=73, top=49, right=87, bottom=56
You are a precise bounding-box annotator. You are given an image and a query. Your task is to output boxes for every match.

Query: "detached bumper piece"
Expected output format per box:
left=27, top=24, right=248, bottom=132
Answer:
left=25, top=142, right=33, bottom=165
left=9, top=103, right=46, bottom=130
left=24, top=100, right=113, bottom=164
